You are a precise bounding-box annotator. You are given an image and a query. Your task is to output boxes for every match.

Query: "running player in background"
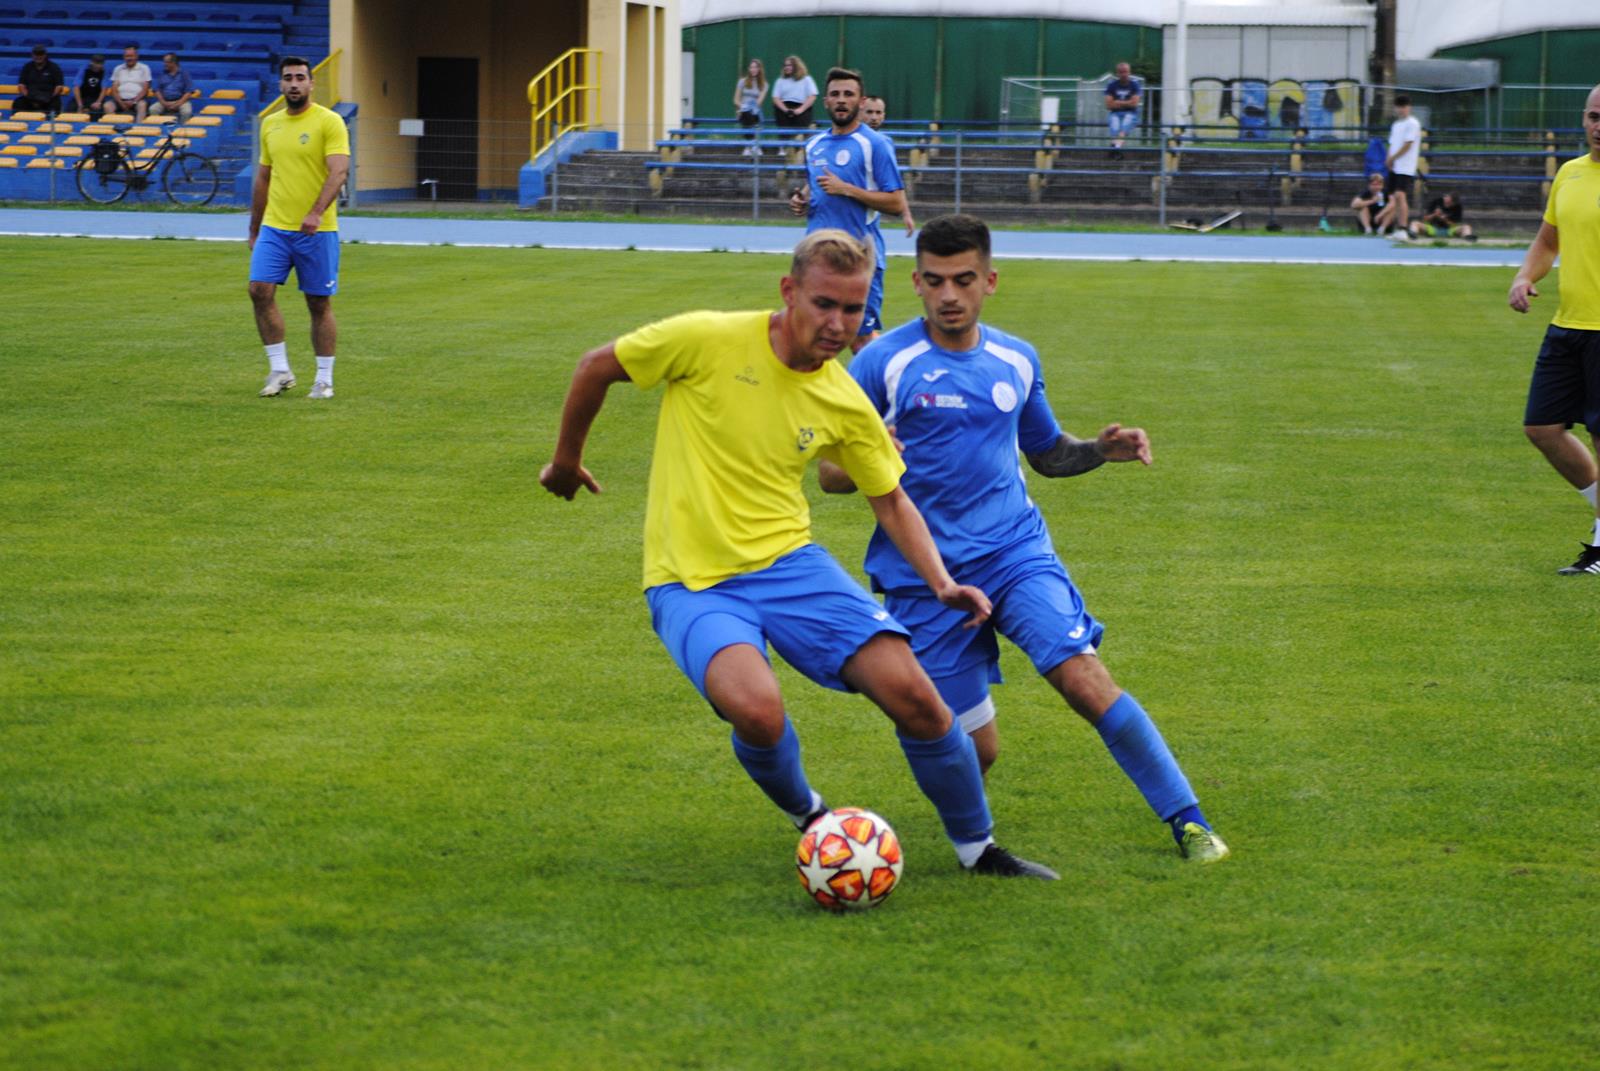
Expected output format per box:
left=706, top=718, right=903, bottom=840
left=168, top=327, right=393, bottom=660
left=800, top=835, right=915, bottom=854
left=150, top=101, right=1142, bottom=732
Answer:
left=539, top=229, right=1058, bottom=880
left=820, top=214, right=1231, bottom=863
left=248, top=56, right=350, bottom=399
left=788, top=68, right=908, bottom=351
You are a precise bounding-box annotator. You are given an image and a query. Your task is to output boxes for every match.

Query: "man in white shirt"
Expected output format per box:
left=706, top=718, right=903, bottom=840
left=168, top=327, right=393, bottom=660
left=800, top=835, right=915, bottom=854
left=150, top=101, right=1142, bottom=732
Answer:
left=1384, top=95, right=1422, bottom=235
left=106, top=44, right=151, bottom=121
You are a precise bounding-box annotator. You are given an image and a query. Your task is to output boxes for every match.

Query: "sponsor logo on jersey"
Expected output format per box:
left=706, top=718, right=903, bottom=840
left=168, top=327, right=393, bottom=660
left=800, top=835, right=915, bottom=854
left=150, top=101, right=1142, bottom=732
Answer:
left=913, top=393, right=966, bottom=409
left=921, top=369, right=950, bottom=382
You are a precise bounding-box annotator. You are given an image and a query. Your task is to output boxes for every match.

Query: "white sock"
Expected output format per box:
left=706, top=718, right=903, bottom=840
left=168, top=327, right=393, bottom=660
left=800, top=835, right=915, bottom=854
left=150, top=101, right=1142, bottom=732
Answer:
left=1592, top=516, right=1600, bottom=546
left=265, top=342, right=289, bottom=374
left=1581, top=482, right=1598, bottom=509
left=315, top=356, right=334, bottom=386
left=954, top=837, right=995, bottom=868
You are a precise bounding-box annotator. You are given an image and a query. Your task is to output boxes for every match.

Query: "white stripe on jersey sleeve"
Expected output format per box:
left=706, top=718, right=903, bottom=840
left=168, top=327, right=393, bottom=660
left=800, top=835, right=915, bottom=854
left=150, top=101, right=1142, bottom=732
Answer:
left=982, top=339, right=1035, bottom=398
left=881, top=339, right=932, bottom=426
left=849, top=129, right=881, bottom=227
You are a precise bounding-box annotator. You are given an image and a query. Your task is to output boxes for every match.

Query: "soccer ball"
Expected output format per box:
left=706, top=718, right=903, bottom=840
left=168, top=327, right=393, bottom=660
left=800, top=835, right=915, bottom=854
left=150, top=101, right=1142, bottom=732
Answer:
left=795, top=807, right=903, bottom=910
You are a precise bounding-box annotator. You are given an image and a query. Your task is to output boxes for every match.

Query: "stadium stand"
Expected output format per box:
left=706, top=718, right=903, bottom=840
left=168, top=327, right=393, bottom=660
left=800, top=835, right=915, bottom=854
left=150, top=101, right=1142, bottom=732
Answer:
left=0, top=0, right=326, bottom=201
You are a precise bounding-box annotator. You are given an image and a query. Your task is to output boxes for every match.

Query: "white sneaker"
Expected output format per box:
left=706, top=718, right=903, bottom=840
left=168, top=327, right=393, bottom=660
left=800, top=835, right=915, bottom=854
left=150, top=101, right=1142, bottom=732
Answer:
left=259, top=371, right=296, bottom=397
left=308, top=380, right=334, bottom=399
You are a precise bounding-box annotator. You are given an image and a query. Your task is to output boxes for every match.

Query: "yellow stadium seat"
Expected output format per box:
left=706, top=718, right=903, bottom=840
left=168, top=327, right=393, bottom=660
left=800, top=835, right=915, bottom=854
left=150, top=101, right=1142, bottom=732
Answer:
left=144, top=114, right=175, bottom=124
left=128, top=125, right=159, bottom=136
left=65, top=134, right=99, bottom=146
left=1, top=144, right=37, bottom=155
left=100, top=113, right=133, bottom=124
left=200, top=104, right=236, bottom=116
left=136, top=147, right=161, bottom=159
left=118, top=136, right=146, bottom=147
left=0, top=156, right=15, bottom=167
left=81, top=124, right=114, bottom=135
left=56, top=112, right=90, bottom=123
left=0, top=120, right=26, bottom=132
left=10, top=111, right=46, bottom=121
left=190, top=116, right=222, bottom=127
left=19, top=133, right=51, bottom=144
left=0, top=101, right=12, bottom=112
left=173, top=126, right=207, bottom=138
left=0, top=84, right=18, bottom=94
left=37, top=120, right=75, bottom=133
left=0, top=133, right=7, bottom=143
left=25, top=157, right=66, bottom=168
left=168, top=137, right=191, bottom=148
left=51, top=145, right=83, bottom=157
left=211, top=88, right=246, bottom=100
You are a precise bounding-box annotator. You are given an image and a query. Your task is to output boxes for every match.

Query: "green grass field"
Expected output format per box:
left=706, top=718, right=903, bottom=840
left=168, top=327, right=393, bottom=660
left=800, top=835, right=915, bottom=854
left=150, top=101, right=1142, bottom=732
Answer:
left=3, top=236, right=1597, bottom=1070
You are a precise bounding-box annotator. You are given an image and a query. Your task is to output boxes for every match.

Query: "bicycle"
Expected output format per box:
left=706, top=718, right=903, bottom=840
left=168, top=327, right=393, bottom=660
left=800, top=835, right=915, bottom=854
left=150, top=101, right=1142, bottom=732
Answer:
left=75, top=127, right=220, bottom=206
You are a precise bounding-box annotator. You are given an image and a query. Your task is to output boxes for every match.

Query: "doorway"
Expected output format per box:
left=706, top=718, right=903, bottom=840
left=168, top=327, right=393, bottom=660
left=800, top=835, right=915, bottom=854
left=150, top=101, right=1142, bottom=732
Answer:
left=416, top=57, right=478, bottom=200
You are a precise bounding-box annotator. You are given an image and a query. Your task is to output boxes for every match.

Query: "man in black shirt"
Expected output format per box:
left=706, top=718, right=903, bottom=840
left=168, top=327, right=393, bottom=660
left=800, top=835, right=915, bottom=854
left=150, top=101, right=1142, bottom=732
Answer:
left=73, top=54, right=108, bottom=118
left=16, top=44, right=64, bottom=115
left=1408, top=191, right=1474, bottom=240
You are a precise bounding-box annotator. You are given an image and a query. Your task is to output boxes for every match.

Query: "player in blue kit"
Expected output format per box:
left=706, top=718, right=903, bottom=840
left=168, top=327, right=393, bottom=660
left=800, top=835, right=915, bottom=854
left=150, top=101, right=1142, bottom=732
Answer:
left=788, top=68, right=909, bottom=351
left=819, top=214, right=1230, bottom=863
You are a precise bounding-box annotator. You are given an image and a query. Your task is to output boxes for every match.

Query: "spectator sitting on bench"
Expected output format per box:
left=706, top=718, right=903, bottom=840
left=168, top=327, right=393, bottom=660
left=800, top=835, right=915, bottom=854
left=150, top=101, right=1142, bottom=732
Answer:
left=1351, top=172, right=1388, bottom=234
left=150, top=52, right=197, bottom=122
left=16, top=44, right=64, bottom=116
left=106, top=44, right=151, bottom=121
left=1409, top=192, right=1474, bottom=240
left=74, top=53, right=108, bottom=119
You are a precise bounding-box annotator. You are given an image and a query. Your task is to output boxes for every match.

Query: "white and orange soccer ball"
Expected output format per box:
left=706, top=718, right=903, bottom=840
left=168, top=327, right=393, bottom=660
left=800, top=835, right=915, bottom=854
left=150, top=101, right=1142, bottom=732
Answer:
left=795, top=807, right=903, bottom=910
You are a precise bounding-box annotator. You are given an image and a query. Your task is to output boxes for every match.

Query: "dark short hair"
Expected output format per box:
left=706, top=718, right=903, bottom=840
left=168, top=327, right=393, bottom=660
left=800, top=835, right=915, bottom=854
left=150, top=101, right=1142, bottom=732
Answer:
left=124, top=43, right=138, bottom=50
left=825, top=66, right=864, bottom=94
left=279, top=55, right=311, bottom=76
left=864, top=95, right=885, bottom=106
left=163, top=52, right=178, bottom=63
left=31, top=44, right=46, bottom=54
left=1395, top=94, right=1411, bottom=107
left=916, top=213, right=991, bottom=262
left=90, top=53, right=104, bottom=62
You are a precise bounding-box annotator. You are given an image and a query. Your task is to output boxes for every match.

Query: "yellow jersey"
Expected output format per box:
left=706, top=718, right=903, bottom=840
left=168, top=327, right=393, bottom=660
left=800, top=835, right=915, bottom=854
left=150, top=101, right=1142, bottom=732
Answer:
left=259, top=103, right=350, bottom=232
left=1544, top=154, right=1600, bottom=330
left=615, top=310, right=905, bottom=591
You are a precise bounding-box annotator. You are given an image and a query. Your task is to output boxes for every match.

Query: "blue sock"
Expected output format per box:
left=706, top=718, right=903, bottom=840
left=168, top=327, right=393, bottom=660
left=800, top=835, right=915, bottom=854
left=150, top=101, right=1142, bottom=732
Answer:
left=1095, top=692, right=1199, bottom=831
left=1165, top=804, right=1211, bottom=845
left=898, top=723, right=994, bottom=845
left=730, top=717, right=815, bottom=819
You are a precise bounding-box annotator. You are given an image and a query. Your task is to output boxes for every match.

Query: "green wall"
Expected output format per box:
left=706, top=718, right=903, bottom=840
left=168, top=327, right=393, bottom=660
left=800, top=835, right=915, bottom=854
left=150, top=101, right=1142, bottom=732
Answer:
left=1437, top=30, right=1600, bottom=87
left=683, top=16, right=1155, bottom=123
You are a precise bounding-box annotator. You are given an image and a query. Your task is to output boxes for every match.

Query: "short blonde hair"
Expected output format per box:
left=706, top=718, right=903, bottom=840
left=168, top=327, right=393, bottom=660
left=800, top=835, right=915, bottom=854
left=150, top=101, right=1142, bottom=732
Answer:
left=790, top=229, right=872, bottom=281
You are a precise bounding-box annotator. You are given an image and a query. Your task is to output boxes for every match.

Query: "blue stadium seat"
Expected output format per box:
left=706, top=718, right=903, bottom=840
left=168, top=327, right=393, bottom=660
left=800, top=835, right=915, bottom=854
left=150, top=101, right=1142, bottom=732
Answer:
left=35, top=8, right=68, bottom=17
left=205, top=11, right=240, bottom=21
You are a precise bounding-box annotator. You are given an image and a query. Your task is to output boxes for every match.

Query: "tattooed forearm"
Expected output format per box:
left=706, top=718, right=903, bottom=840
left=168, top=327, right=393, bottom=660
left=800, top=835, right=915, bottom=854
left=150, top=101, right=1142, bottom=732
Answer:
left=1025, top=433, right=1104, bottom=477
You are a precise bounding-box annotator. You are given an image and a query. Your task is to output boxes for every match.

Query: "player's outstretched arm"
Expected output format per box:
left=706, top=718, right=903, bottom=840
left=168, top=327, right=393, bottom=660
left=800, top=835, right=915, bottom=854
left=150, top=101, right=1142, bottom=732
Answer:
left=1026, top=424, right=1151, bottom=477
left=866, top=486, right=991, bottom=627
left=540, top=343, right=631, bottom=500
left=1509, top=221, right=1559, bottom=313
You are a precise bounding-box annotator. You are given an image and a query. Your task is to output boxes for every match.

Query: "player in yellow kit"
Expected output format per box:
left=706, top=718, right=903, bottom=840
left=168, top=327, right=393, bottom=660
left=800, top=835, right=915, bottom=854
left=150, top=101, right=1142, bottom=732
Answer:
left=539, top=229, right=1057, bottom=879
left=1510, top=84, right=1600, bottom=573
left=248, top=56, right=350, bottom=399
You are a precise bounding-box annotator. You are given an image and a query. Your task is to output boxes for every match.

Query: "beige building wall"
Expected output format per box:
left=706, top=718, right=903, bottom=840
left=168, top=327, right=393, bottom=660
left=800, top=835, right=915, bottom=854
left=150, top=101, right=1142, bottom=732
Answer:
left=329, top=0, right=679, bottom=192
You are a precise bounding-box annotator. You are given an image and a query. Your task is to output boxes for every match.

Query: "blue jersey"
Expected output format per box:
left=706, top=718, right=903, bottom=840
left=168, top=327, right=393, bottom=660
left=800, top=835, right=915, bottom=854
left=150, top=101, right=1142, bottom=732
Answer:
left=1105, top=77, right=1142, bottom=109
left=804, top=124, right=903, bottom=261
left=849, top=318, right=1064, bottom=592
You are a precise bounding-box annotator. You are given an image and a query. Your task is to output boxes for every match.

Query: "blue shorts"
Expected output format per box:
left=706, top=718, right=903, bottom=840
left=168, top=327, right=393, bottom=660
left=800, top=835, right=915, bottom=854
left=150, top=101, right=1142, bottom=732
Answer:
left=645, top=543, right=911, bottom=706
left=1524, top=324, right=1600, bottom=434
left=1108, top=111, right=1137, bottom=138
left=884, top=544, right=1102, bottom=716
left=860, top=261, right=885, bottom=336
left=249, top=225, right=340, bottom=296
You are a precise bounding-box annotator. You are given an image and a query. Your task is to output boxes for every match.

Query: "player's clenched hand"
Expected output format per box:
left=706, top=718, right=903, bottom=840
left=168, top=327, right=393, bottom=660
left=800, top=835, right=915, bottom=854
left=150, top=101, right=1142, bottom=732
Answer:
left=936, top=582, right=992, bottom=629
left=540, top=461, right=602, bottom=500
left=1508, top=278, right=1538, bottom=313
left=299, top=211, right=322, bottom=235
left=1096, top=423, right=1152, bottom=465
left=817, top=168, right=852, bottom=197
left=788, top=187, right=807, bottom=217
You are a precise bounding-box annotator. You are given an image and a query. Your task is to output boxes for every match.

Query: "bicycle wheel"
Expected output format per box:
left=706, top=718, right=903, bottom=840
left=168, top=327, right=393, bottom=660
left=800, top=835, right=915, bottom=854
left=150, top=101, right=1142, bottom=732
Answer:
left=76, top=156, right=133, bottom=204
left=163, top=152, right=219, bottom=207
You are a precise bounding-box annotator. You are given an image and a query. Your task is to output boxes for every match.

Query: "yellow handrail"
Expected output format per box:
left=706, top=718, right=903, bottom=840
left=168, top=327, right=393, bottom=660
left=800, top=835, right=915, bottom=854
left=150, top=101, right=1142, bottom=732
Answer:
left=257, top=49, right=343, bottom=122
left=528, top=48, right=600, bottom=162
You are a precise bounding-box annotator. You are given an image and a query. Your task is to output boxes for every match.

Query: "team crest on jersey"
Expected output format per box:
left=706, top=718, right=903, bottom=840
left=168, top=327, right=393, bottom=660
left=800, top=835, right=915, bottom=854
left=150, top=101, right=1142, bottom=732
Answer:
left=734, top=365, right=760, bottom=386
left=834, top=149, right=850, bottom=166
left=299, top=133, right=310, bottom=144
left=796, top=426, right=815, bottom=451
left=991, top=382, right=1018, bottom=412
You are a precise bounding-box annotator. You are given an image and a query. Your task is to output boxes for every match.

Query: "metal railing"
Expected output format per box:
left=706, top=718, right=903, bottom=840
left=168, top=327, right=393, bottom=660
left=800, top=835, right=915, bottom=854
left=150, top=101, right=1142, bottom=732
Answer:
left=528, top=48, right=600, bottom=162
